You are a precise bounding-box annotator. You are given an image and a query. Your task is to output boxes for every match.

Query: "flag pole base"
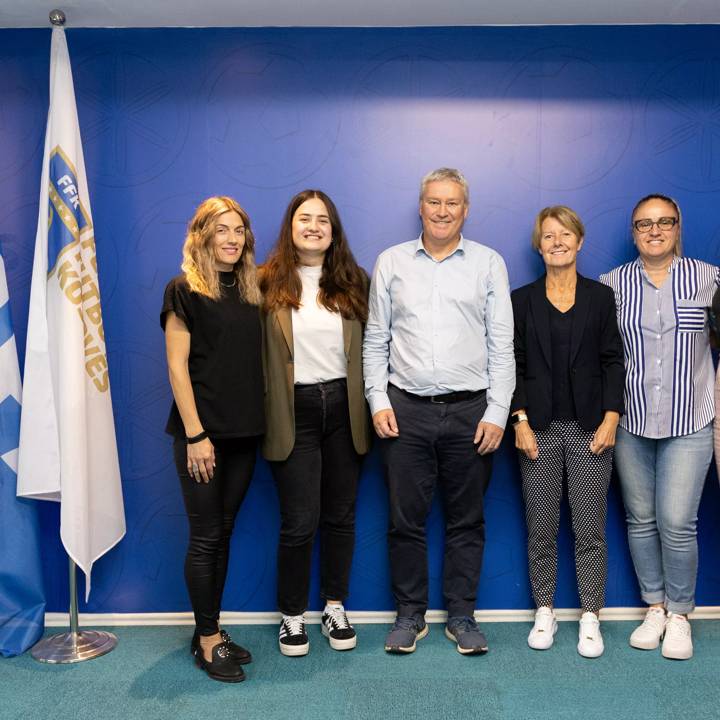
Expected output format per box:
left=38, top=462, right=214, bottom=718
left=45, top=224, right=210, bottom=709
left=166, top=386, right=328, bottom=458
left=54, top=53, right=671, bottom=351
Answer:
left=30, top=630, right=117, bottom=663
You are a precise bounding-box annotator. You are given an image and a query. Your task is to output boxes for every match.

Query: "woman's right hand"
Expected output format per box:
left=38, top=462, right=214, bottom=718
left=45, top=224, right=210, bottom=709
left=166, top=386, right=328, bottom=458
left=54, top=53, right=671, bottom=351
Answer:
left=514, top=421, right=539, bottom=460
left=187, top=437, right=215, bottom=483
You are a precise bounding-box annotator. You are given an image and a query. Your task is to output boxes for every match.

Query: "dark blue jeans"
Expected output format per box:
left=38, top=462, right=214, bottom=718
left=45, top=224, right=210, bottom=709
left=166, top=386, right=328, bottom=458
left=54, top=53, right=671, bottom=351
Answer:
left=382, top=385, right=493, bottom=619
left=270, top=378, right=363, bottom=616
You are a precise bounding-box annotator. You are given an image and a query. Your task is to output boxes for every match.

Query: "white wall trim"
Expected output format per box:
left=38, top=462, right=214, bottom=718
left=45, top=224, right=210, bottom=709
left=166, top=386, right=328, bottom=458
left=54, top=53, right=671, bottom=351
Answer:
left=44, top=606, right=720, bottom=627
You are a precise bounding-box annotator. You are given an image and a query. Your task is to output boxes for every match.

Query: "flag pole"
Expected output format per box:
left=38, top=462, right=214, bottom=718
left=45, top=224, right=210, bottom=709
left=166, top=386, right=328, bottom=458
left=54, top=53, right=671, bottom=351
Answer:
left=28, top=10, right=121, bottom=663
left=31, top=557, right=118, bottom=663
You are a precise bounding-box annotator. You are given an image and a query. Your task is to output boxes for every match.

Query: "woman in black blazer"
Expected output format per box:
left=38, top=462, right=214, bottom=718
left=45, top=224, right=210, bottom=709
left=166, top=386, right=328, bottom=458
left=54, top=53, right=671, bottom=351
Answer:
left=511, top=206, right=624, bottom=659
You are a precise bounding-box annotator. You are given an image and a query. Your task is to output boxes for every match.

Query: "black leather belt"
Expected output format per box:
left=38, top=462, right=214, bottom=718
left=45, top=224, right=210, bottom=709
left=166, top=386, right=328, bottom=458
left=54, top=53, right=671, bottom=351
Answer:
left=391, top=385, right=486, bottom=405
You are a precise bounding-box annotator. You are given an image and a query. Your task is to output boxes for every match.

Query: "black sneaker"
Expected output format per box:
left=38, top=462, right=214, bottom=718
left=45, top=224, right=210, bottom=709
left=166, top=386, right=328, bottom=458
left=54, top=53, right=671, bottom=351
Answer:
left=321, top=605, right=357, bottom=651
left=279, top=615, right=309, bottom=656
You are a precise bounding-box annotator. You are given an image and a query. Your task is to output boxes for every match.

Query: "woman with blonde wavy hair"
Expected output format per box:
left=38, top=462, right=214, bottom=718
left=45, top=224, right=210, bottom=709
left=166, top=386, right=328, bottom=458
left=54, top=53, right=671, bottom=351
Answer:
left=161, top=196, right=264, bottom=682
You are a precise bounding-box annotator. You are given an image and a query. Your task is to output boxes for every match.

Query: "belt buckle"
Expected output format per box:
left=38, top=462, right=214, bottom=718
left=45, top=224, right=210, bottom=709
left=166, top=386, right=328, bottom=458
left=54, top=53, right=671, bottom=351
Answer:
left=430, top=394, right=447, bottom=404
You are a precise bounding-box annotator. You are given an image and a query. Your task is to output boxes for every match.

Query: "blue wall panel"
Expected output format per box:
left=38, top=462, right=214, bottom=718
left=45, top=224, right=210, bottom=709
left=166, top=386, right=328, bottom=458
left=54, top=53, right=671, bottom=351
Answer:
left=1, top=26, right=719, bottom=613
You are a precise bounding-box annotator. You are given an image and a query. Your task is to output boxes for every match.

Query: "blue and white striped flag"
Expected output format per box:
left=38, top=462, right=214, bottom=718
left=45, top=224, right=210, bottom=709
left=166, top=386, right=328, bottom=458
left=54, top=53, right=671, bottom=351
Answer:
left=0, top=242, right=45, bottom=657
left=17, top=27, right=125, bottom=600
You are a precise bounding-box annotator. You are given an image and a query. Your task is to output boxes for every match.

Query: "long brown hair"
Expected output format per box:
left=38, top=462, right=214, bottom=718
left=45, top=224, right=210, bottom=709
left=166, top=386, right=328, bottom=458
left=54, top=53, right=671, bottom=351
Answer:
left=181, top=196, right=261, bottom=304
left=260, top=190, right=368, bottom=321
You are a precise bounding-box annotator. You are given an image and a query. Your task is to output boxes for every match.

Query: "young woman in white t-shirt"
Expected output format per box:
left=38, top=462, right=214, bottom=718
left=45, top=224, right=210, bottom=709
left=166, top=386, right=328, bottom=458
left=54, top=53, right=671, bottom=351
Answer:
left=260, top=190, right=371, bottom=657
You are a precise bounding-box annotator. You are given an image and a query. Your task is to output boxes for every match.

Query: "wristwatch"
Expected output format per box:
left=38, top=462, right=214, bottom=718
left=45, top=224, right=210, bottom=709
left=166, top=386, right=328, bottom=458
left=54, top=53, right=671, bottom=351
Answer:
left=511, top=412, right=529, bottom=426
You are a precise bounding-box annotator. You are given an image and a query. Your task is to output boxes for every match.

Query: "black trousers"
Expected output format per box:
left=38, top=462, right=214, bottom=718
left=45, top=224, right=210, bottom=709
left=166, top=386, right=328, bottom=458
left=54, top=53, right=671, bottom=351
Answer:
left=270, top=378, right=363, bottom=617
left=174, top=436, right=257, bottom=636
left=382, top=385, right=493, bottom=619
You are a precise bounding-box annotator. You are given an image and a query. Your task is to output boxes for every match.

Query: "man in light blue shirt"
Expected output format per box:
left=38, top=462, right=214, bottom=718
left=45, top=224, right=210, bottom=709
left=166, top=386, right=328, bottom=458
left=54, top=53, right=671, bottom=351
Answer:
left=363, top=167, right=514, bottom=655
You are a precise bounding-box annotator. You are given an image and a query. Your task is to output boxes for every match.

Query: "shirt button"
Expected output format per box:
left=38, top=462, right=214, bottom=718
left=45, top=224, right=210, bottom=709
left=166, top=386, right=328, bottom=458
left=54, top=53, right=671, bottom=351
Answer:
left=657, top=359, right=661, bottom=364
left=655, top=385, right=660, bottom=391
left=656, top=334, right=661, bottom=339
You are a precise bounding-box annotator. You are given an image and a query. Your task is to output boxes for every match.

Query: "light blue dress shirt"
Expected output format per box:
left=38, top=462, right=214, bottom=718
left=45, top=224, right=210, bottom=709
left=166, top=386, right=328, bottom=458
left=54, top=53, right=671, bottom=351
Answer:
left=363, top=235, right=515, bottom=428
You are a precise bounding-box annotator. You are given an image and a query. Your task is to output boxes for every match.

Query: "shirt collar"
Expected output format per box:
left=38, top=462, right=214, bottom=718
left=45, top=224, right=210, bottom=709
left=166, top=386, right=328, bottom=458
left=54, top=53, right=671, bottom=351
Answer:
left=415, top=234, right=466, bottom=259
left=634, top=255, right=680, bottom=274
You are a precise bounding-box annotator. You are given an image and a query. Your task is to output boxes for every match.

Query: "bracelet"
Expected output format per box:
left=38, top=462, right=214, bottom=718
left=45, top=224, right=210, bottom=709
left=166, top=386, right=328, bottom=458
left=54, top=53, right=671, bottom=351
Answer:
left=186, top=430, right=208, bottom=444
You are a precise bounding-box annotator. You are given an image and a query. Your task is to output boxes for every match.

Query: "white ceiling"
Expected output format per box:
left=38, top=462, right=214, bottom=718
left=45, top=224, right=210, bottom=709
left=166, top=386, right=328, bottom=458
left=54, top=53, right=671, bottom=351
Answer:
left=2, top=0, right=720, bottom=28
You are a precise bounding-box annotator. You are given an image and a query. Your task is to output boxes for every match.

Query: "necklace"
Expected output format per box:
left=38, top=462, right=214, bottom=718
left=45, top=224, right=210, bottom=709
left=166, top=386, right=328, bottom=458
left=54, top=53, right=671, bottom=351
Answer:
left=219, top=277, right=237, bottom=288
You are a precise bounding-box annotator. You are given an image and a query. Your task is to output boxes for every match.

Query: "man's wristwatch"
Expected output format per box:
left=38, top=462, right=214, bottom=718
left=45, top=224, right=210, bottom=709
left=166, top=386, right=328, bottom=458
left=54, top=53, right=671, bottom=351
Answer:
left=511, top=412, right=529, bottom=426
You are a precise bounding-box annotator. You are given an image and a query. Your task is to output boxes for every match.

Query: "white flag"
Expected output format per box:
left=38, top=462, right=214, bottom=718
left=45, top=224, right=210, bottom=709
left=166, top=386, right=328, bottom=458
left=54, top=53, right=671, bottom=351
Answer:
left=17, top=27, right=125, bottom=600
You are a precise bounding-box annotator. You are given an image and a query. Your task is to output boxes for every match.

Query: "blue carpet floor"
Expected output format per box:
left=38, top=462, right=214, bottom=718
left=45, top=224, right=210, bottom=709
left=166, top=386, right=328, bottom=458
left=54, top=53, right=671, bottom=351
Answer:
left=3, top=621, right=720, bottom=720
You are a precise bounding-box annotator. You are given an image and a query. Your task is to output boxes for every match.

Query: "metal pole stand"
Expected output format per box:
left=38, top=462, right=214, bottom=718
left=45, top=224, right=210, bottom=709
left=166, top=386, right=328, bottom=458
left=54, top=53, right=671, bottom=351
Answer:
left=31, top=558, right=118, bottom=663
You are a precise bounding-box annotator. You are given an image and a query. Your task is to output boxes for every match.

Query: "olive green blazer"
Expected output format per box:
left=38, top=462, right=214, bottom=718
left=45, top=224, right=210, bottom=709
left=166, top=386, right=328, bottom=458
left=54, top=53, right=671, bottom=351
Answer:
left=261, top=306, right=371, bottom=461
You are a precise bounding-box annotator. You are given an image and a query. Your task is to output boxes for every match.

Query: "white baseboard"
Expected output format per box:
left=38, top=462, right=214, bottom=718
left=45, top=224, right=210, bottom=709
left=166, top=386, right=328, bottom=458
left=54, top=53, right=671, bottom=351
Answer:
left=44, top=606, right=720, bottom=627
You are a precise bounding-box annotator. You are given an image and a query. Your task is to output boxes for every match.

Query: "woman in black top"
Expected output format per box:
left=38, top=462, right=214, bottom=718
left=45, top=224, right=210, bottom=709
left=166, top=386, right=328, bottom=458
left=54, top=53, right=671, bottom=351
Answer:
left=510, top=206, right=624, bottom=659
left=161, top=196, right=264, bottom=682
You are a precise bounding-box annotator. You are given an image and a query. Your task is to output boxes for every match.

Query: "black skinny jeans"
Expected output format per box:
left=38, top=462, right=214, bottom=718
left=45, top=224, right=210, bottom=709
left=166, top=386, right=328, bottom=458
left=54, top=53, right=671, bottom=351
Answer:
left=174, top=436, right=258, bottom=636
left=270, top=378, right=363, bottom=616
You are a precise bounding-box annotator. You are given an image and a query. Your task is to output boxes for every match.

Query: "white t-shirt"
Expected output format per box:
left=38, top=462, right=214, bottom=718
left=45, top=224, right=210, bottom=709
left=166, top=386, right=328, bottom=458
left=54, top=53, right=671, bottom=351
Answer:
left=292, top=264, right=346, bottom=384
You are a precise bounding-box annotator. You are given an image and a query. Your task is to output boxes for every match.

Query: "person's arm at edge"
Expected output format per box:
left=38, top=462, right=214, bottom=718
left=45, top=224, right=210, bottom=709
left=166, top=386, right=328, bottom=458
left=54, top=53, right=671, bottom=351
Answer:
left=165, top=311, right=215, bottom=481
left=363, top=254, right=398, bottom=438
left=590, top=284, right=624, bottom=455
left=475, top=251, right=516, bottom=453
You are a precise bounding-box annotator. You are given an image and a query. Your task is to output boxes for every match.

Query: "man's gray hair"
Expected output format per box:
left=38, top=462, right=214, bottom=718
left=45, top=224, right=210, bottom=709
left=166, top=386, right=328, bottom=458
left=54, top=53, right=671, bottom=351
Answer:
left=419, top=167, right=469, bottom=205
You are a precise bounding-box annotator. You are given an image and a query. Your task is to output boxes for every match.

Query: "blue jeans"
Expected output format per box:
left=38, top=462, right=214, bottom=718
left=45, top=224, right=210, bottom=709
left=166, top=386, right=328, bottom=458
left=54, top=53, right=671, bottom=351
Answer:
left=614, top=424, right=713, bottom=614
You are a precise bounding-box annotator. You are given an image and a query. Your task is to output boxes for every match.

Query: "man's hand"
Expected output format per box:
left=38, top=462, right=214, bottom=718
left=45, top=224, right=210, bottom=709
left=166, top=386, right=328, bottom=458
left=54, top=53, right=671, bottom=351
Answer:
left=474, top=421, right=504, bottom=455
left=372, top=408, right=399, bottom=439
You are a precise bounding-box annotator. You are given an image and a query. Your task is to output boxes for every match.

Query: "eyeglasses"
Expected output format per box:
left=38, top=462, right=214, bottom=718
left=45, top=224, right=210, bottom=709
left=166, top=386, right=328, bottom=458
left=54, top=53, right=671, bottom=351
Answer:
left=633, top=217, right=678, bottom=233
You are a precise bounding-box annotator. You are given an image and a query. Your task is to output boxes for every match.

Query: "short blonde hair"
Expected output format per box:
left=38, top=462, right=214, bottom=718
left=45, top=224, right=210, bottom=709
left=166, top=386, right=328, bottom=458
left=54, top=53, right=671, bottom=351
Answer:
left=181, top=196, right=261, bottom=304
left=419, top=167, right=469, bottom=205
left=531, top=206, right=585, bottom=250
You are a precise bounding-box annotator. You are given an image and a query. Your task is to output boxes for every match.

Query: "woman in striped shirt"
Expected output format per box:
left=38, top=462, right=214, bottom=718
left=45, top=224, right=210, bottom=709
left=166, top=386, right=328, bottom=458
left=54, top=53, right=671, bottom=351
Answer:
left=600, top=194, right=719, bottom=661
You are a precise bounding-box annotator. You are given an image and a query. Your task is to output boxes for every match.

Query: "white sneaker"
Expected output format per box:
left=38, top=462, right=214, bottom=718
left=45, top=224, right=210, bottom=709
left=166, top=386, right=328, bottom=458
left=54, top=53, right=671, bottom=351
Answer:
left=629, top=607, right=666, bottom=650
left=528, top=607, right=558, bottom=650
left=577, top=612, right=604, bottom=658
left=662, top=613, right=693, bottom=660
left=321, top=604, right=357, bottom=651
left=278, top=614, right=309, bottom=656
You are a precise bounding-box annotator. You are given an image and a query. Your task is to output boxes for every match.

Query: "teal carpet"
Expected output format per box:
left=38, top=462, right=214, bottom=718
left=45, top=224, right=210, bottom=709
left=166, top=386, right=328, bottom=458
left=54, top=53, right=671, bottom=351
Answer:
left=3, top=621, right=720, bottom=720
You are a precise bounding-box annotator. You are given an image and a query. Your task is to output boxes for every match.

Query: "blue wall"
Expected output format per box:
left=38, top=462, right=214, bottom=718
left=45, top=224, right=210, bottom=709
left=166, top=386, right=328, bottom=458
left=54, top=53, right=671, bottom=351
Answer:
left=1, top=26, right=720, bottom=614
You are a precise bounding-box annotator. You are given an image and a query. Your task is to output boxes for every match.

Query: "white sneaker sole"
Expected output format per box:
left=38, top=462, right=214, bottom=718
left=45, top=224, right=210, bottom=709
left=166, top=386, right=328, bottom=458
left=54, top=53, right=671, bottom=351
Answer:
left=661, top=643, right=692, bottom=660
left=444, top=627, right=488, bottom=655
left=384, top=624, right=429, bottom=653
left=321, top=624, right=357, bottom=651
left=528, top=619, right=558, bottom=650
left=279, top=640, right=309, bottom=657
left=630, top=633, right=663, bottom=650
left=578, top=645, right=605, bottom=660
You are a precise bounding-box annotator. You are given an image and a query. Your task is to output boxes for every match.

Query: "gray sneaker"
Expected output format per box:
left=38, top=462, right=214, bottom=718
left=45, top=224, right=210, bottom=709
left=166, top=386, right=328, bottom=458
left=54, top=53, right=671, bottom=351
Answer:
left=384, top=616, right=428, bottom=653
left=445, top=616, right=488, bottom=655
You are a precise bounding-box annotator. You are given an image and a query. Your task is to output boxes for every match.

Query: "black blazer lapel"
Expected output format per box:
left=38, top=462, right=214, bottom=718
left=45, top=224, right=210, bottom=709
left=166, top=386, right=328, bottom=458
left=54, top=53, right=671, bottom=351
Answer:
left=528, top=276, right=552, bottom=369
left=569, top=274, right=591, bottom=366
